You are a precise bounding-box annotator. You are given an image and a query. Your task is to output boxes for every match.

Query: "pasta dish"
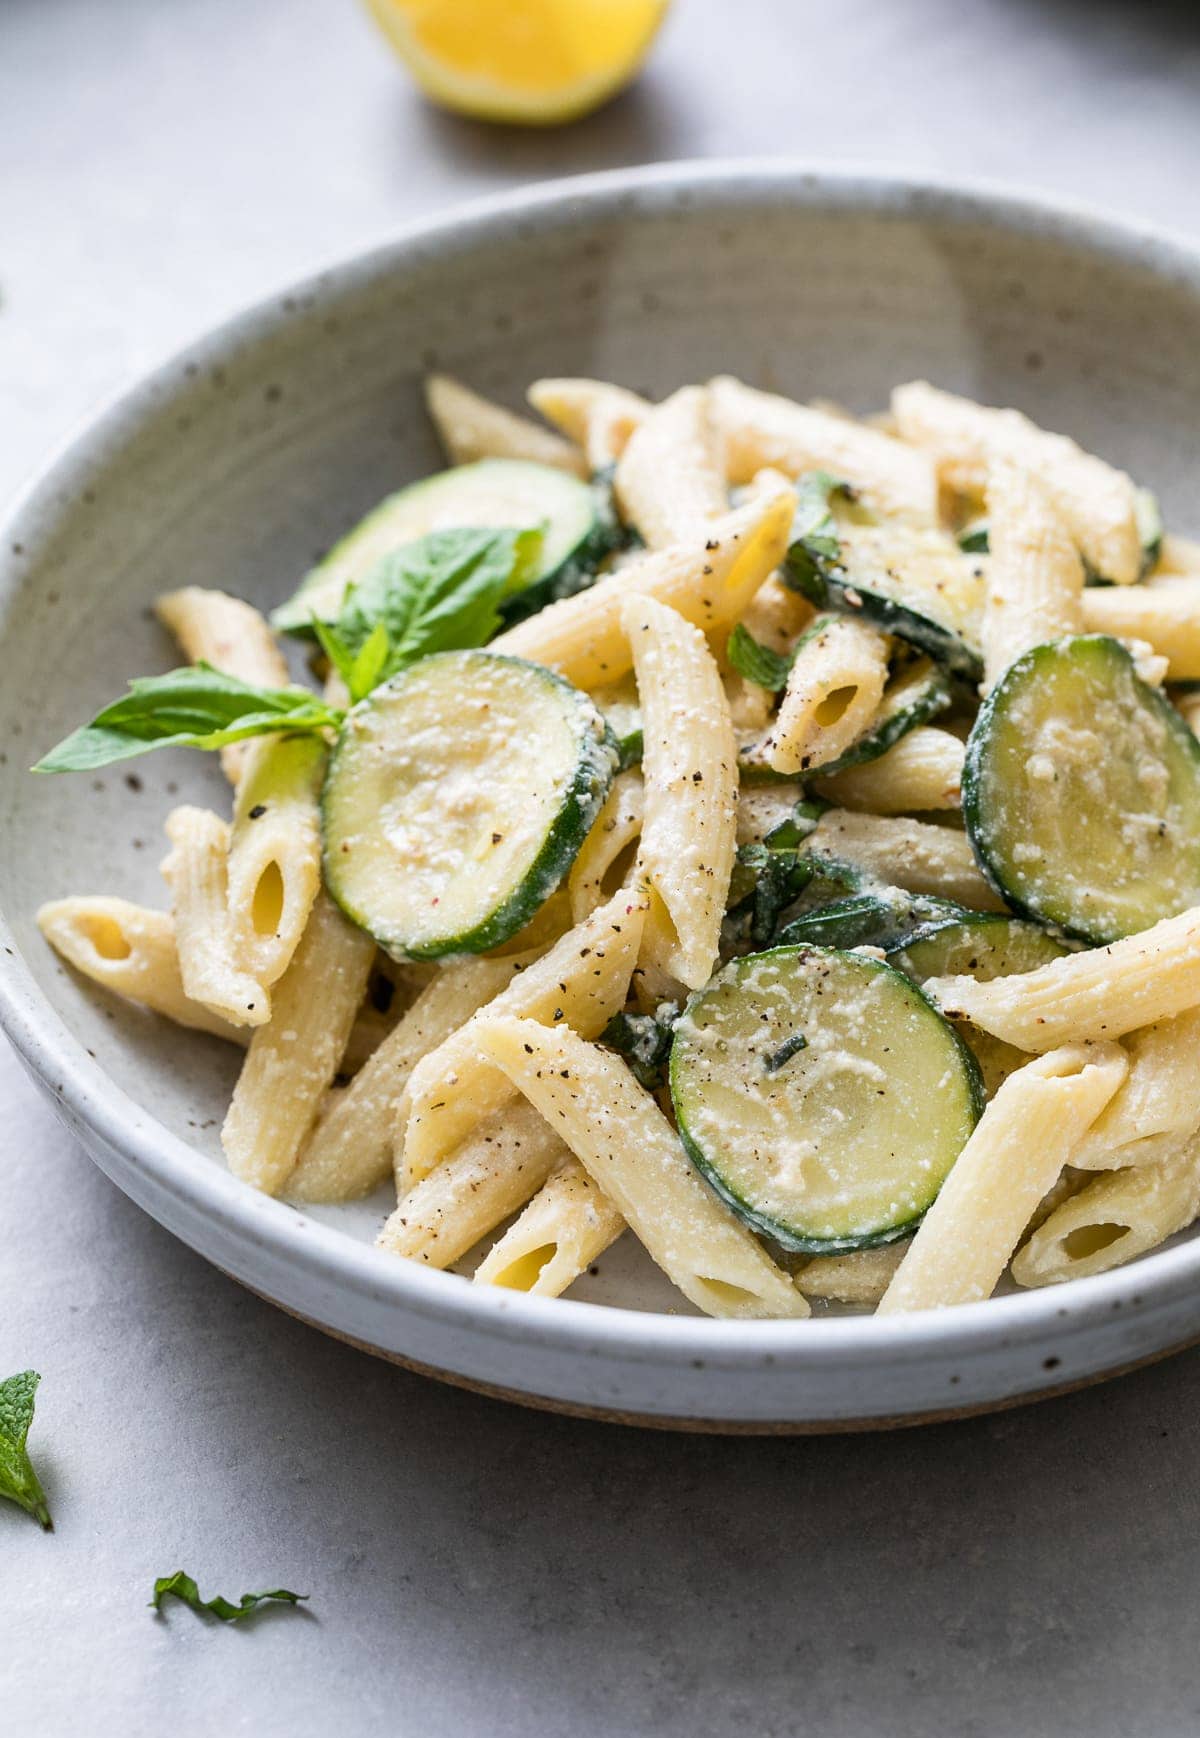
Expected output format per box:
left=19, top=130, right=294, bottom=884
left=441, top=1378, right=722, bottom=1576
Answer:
left=32, top=372, right=1200, bottom=1317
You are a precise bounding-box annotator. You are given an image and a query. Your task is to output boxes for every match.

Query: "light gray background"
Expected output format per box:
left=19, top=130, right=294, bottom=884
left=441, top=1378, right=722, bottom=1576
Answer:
left=5, top=1, right=1200, bottom=1733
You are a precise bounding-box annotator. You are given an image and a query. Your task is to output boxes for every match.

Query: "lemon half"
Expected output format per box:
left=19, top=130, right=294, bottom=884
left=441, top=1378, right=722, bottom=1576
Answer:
left=363, top=0, right=670, bottom=126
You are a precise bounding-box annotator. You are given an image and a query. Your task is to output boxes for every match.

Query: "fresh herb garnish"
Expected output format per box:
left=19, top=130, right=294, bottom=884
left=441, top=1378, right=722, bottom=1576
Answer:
left=150, top=1572, right=308, bottom=1624
left=33, top=665, right=344, bottom=774
left=312, top=526, right=542, bottom=703
left=0, top=1370, right=52, bottom=1529
left=602, top=1006, right=679, bottom=1091
left=764, top=1032, right=808, bottom=1073
left=783, top=472, right=871, bottom=599
left=726, top=623, right=795, bottom=692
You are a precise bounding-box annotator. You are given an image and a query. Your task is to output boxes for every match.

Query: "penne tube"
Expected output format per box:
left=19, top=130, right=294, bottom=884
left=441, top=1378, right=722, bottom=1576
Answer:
left=490, top=489, right=796, bottom=690
left=288, top=956, right=516, bottom=1203
left=36, top=896, right=247, bottom=1044
left=226, top=734, right=325, bottom=988
left=567, top=770, right=644, bottom=923
left=878, top=1043, right=1128, bottom=1312
left=623, top=594, right=737, bottom=988
left=473, top=1015, right=809, bottom=1319
left=1011, top=1142, right=1200, bottom=1288
left=710, top=375, right=938, bottom=522
left=526, top=377, right=650, bottom=472
left=763, top=615, right=890, bottom=774
left=424, top=373, right=586, bottom=475
left=928, top=905, right=1200, bottom=1051
left=1152, top=533, right=1200, bottom=580
left=160, top=806, right=268, bottom=1028
left=398, top=885, right=648, bottom=1184
left=1080, top=580, right=1200, bottom=681
left=155, top=587, right=290, bottom=784
left=982, top=458, right=1084, bottom=688
left=472, top=1156, right=626, bottom=1296
left=806, top=810, right=1007, bottom=910
left=378, top=1099, right=569, bottom=1266
left=799, top=1243, right=907, bottom=1307
left=221, top=891, right=375, bottom=1195
left=815, top=726, right=964, bottom=813
left=1069, top=1007, right=1200, bottom=1170
left=891, top=381, right=1141, bottom=585
left=614, top=385, right=727, bottom=548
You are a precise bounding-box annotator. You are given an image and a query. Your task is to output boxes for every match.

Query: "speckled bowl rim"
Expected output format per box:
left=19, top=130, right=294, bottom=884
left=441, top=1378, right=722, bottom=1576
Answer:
left=4, top=158, right=1200, bottom=1377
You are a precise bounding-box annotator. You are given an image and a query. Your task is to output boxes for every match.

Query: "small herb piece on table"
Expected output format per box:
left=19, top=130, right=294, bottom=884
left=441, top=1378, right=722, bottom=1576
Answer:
left=150, top=1571, right=308, bottom=1623
left=0, top=1370, right=52, bottom=1529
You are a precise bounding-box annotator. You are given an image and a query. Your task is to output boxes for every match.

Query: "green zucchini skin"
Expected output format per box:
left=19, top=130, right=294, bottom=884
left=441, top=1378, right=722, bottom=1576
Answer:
left=963, top=635, right=1200, bottom=943
left=321, top=650, right=618, bottom=960
left=670, top=944, right=984, bottom=1255
left=273, top=460, right=620, bottom=635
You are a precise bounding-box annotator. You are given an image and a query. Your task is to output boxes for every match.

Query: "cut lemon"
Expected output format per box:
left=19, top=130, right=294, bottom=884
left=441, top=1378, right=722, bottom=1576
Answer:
left=362, top=0, right=671, bottom=126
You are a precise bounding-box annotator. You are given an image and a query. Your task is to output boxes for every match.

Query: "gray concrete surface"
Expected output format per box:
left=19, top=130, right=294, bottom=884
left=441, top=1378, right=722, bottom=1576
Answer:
left=5, top=1, right=1200, bottom=1732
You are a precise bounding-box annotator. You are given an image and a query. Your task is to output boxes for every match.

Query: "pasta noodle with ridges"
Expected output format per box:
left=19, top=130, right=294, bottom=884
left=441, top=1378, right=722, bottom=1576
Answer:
left=425, top=373, right=587, bottom=475
left=160, top=806, right=269, bottom=1028
left=614, top=385, right=727, bottom=550
left=472, top=1156, right=626, bottom=1296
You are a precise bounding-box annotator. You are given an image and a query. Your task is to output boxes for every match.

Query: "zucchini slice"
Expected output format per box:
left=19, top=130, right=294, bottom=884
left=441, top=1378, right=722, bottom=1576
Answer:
left=273, top=459, right=618, bottom=634
left=963, top=635, right=1200, bottom=942
left=890, top=914, right=1070, bottom=1094
left=670, top=946, right=983, bottom=1254
left=322, top=650, right=618, bottom=959
left=788, top=523, right=986, bottom=682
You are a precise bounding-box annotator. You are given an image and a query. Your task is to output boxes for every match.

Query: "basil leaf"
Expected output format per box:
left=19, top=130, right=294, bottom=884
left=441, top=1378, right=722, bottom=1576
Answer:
left=0, top=1370, right=51, bottom=1529
left=726, top=623, right=795, bottom=691
left=602, top=1007, right=679, bottom=1091
left=150, top=1572, right=308, bottom=1624
left=33, top=664, right=343, bottom=773
left=328, top=526, right=542, bottom=695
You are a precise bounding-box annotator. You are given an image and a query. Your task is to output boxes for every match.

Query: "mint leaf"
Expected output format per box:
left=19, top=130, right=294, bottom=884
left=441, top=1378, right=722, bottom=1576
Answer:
left=151, top=1572, right=308, bottom=1623
left=327, top=526, right=541, bottom=695
left=0, top=1370, right=52, bottom=1529
left=726, top=623, right=795, bottom=691
left=602, top=1007, right=679, bottom=1092
left=33, top=664, right=344, bottom=773
left=784, top=472, right=873, bottom=598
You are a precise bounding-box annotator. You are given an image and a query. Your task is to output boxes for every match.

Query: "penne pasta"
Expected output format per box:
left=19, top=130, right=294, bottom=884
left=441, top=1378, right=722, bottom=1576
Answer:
left=425, top=373, right=586, bottom=474
left=472, top=1156, right=626, bottom=1296
left=806, top=810, right=1007, bottom=910
left=472, top=1014, right=809, bottom=1319
left=1080, top=580, right=1200, bottom=681
left=526, top=377, right=650, bottom=472
left=398, top=885, right=648, bottom=1184
left=377, top=1098, right=569, bottom=1265
left=1012, top=1142, right=1200, bottom=1288
left=928, top=905, right=1200, bottom=1051
left=799, top=1243, right=907, bottom=1307
left=160, top=806, right=269, bottom=1028
left=763, top=615, right=890, bottom=774
left=490, top=488, right=797, bottom=689
left=891, top=380, right=1141, bottom=585
left=36, top=896, right=247, bottom=1044
left=1069, top=1007, right=1200, bottom=1170
left=221, top=891, right=375, bottom=1195
left=623, top=594, right=737, bottom=988
left=567, top=770, right=644, bottom=923
left=155, top=587, right=290, bottom=783
left=877, top=1043, right=1128, bottom=1312
left=982, top=458, right=1085, bottom=688
left=710, top=375, right=939, bottom=522
left=226, top=734, right=325, bottom=988
left=288, top=956, right=515, bottom=1203
left=614, top=385, right=727, bottom=549
left=815, top=726, right=964, bottom=813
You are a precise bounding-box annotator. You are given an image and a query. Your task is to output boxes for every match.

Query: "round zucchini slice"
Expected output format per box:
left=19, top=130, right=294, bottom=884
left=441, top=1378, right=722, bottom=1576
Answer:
left=963, top=635, right=1200, bottom=942
left=889, top=914, right=1070, bottom=1096
left=322, top=650, right=618, bottom=959
left=272, top=459, right=616, bottom=634
left=669, top=945, right=983, bottom=1254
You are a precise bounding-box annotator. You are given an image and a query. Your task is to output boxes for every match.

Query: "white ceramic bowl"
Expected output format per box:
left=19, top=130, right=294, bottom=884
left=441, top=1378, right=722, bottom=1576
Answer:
left=5, top=162, right=1200, bottom=1430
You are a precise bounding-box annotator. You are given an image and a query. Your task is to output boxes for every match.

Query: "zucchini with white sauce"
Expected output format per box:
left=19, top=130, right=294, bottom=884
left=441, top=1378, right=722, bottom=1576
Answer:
left=322, top=650, right=618, bottom=958
left=670, top=945, right=983, bottom=1253
left=963, top=635, right=1200, bottom=942
left=273, top=459, right=619, bottom=633
left=788, top=522, right=986, bottom=683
